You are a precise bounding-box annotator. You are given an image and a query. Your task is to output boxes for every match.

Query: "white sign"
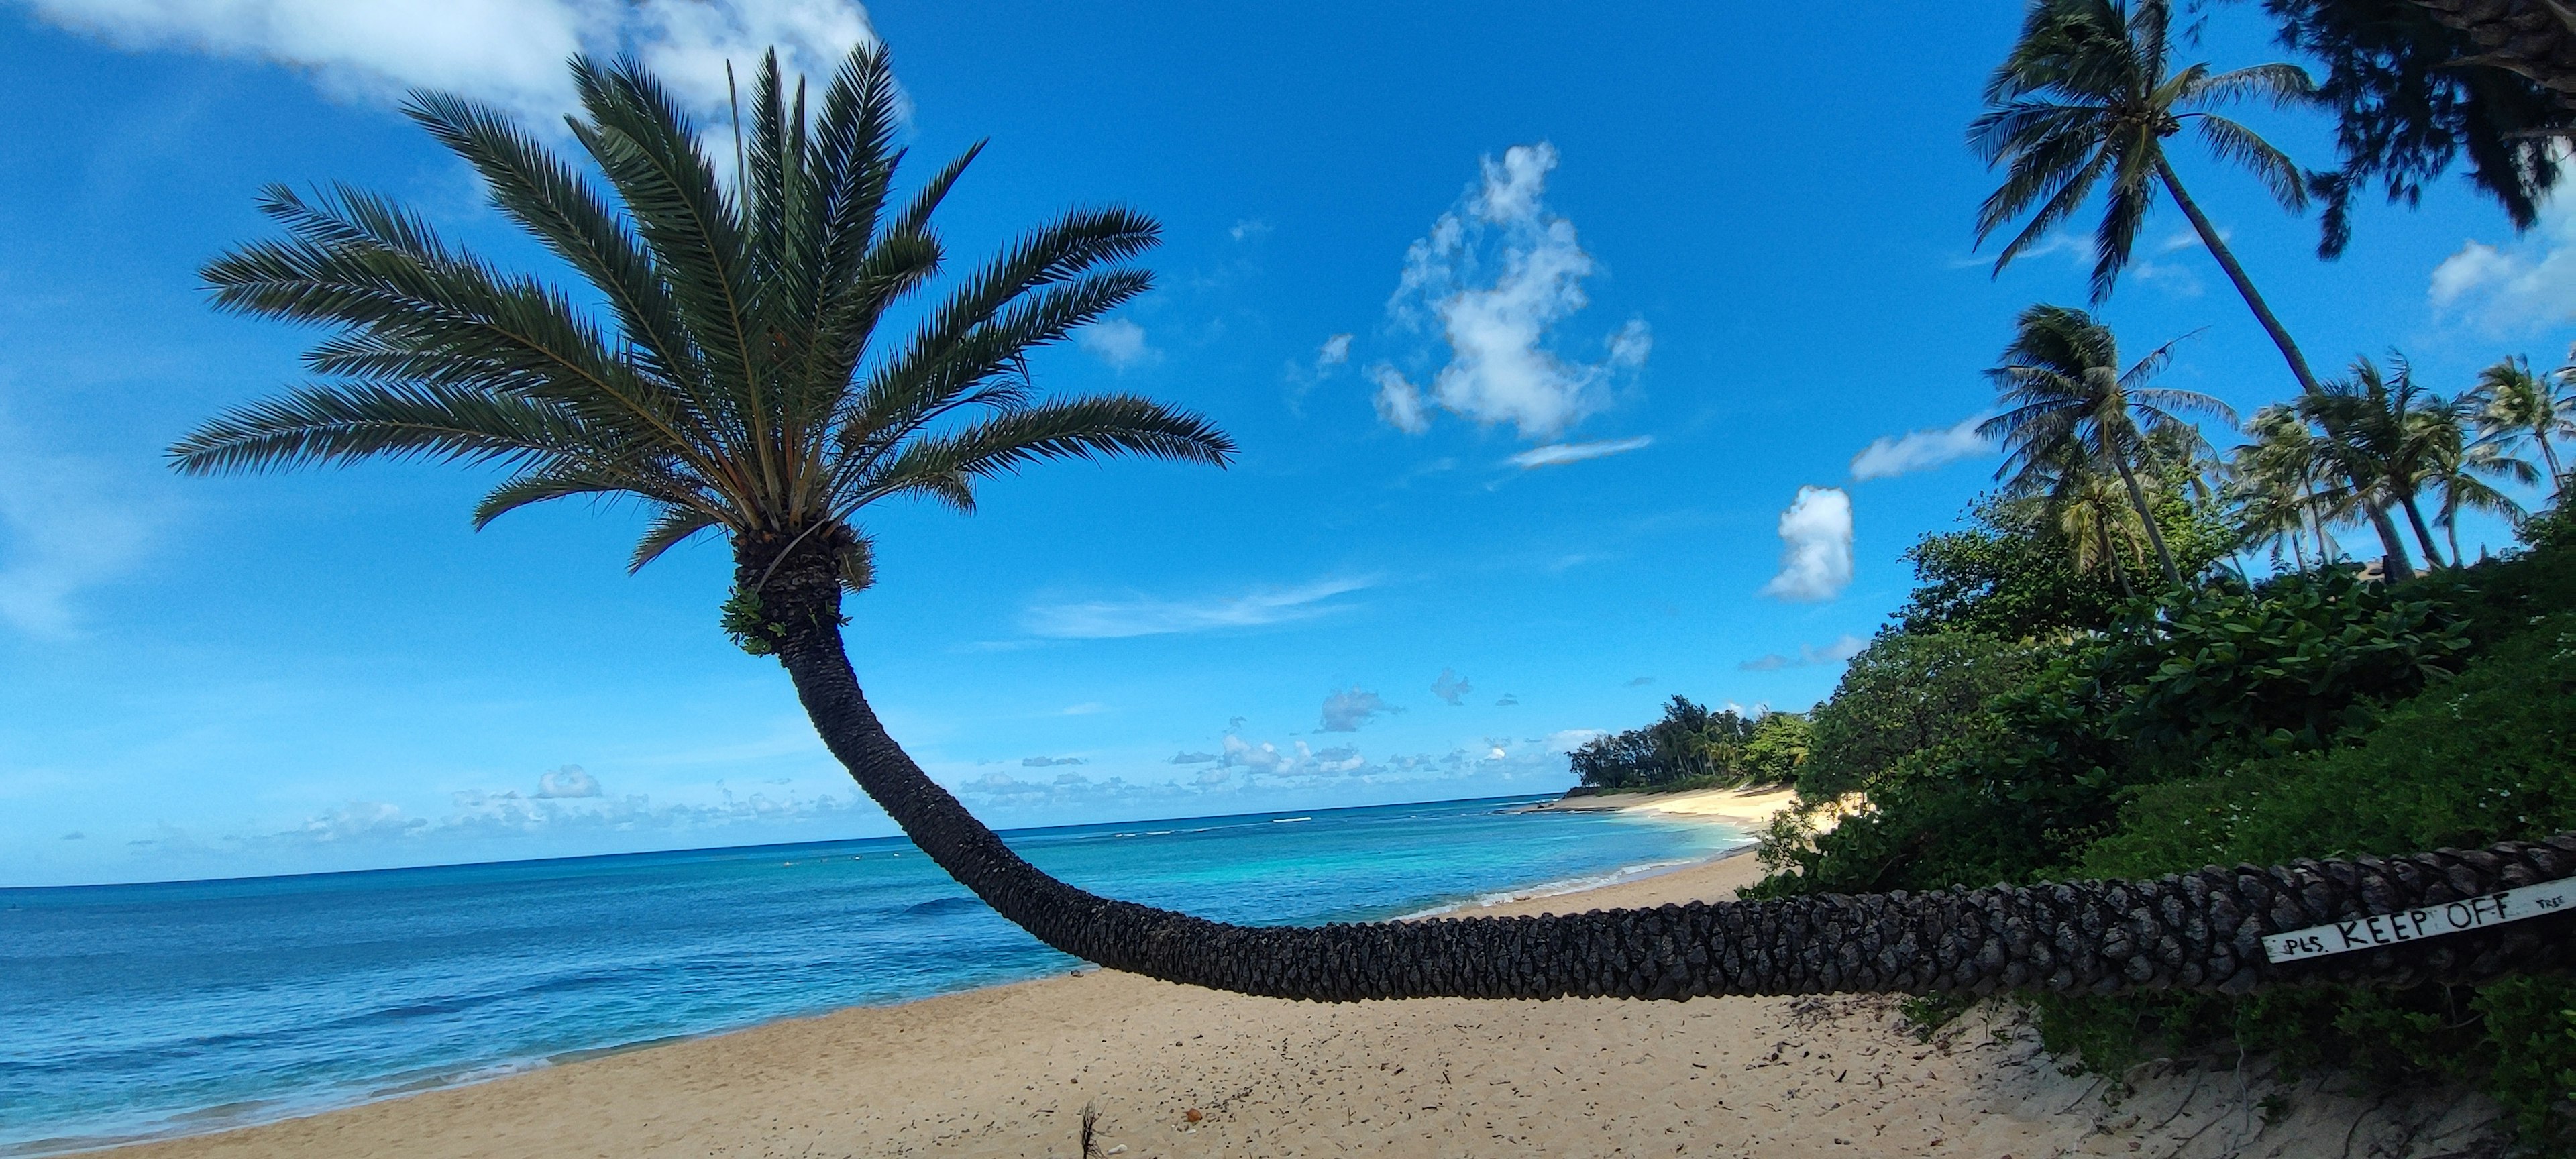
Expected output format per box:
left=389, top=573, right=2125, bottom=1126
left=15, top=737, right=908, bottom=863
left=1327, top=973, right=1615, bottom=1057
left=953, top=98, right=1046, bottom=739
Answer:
left=2262, top=875, right=2576, bottom=964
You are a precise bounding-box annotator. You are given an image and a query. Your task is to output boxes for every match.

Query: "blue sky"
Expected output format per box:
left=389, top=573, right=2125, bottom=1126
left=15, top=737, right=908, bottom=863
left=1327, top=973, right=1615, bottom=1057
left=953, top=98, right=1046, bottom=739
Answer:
left=2, top=1, right=2569, bottom=885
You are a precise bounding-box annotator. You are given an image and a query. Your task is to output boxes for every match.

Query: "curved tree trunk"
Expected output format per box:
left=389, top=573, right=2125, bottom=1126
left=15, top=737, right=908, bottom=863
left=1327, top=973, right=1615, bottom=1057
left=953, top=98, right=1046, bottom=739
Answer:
left=746, top=539, right=2576, bottom=1003
left=2157, top=159, right=2416, bottom=581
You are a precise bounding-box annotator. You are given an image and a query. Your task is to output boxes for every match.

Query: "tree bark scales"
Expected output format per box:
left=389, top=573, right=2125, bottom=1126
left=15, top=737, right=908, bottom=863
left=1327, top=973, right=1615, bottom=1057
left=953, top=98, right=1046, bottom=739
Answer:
left=755, top=543, right=2575, bottom=1003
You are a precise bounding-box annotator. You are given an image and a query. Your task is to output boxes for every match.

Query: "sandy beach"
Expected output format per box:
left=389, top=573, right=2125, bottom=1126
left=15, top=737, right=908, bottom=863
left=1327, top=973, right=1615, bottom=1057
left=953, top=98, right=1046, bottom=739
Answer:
left=103, top=790, right=2498, bottom=1159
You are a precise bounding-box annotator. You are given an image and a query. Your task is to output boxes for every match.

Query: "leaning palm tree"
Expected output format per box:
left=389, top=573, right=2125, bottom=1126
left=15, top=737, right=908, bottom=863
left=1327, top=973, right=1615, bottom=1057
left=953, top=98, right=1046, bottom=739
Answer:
left=2468, top=354, right=2573, bottom=496
left=2302, top=356, right=2467, bottom=568
left=169, top=47, right=2576, bottom=1005
left=1980, top=305, right=2233, bottom=587
left=1970, top=0, right=2421, bottom=577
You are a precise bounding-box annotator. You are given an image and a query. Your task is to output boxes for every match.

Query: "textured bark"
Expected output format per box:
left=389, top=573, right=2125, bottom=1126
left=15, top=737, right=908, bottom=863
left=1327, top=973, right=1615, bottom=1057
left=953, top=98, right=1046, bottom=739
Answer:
left=2419, top=0, right=2576, bottom=98
left=750, top=541, right=2576, bottom=1003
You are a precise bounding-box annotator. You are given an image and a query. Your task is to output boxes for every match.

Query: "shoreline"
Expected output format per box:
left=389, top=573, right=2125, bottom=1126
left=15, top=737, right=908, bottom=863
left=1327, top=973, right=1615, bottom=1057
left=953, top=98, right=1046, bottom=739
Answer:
left=49, top=795, right=1772, bottom=1159
left=93, top=791, right=2489, bottom=1158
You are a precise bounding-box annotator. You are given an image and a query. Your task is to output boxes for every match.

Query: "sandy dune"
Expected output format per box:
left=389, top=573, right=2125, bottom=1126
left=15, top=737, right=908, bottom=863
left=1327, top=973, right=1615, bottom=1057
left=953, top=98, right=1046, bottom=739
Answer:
left=107, top=833, right=2501, bottom=1159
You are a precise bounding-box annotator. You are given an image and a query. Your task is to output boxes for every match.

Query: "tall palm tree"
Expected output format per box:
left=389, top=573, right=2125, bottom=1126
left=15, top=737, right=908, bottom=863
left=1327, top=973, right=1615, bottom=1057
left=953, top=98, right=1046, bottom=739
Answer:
left=1981, top=305, right=2233, bottom=587
left=2416, top=392, right=2537, bottom=565
left=168, top=46, right=2576, bottom=1005
left=2468, top=354, right=2573, bottom=496
left=1970, top=0, right=2422, bottom=578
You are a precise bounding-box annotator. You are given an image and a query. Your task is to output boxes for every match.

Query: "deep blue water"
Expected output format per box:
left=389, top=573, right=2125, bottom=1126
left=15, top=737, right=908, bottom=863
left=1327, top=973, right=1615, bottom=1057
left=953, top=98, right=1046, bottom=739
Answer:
left=0, top=795, right=1740, bottom=1155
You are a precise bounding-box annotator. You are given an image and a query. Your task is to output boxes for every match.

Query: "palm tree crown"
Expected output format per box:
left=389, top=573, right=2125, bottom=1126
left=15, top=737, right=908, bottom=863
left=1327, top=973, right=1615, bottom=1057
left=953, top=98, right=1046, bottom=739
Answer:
left=170, top=47, right=1232, bottom=651
left=2468, top=353, right=2574, bottom=496
left=1981, top=304, right=2233, bottom=586
left=1972, top=0, right=2313, bottom=305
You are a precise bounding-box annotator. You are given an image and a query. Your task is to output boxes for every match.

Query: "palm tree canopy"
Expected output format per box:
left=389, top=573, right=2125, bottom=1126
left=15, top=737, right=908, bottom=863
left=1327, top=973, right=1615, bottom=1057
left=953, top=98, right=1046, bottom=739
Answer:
left=1971, top=0, right=2314, bottom=300
left=1980, top=304, right=2235, bottom=486
left=169, top=46, right=1232, bottom=642
left=2468, top=354, right=2575, bottom=481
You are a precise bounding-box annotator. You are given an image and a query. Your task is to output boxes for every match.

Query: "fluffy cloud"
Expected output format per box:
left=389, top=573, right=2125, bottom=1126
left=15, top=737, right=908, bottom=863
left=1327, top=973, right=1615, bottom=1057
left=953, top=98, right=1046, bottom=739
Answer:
left=1760, top=486, right=1854, bottom=602
left=1848, top=415, right=1990, bottom=481
left=21, top=0, right=879, bottom=125
left=1167, top=750, right=1218, bottom=764
left=2430, top=179, right=2576, bottom=333
left=1076, top=317, right=1153, bottom=370
left=1020, top=755, right=1085, bottom=767
left=1022, top=576, right=1370, bottom=639
left=1216, top=732, right=1368, bottom=777
left=1375, top=142, right=1648, bottom=441
left=1318, top=687, right=1398, bottom=732
left=535, top=765, right=601, bottom=799
left=1430, top=667, right=1472, bottom=706
left=1507, top=435, right=1653, bottom=470
left=1316, top=333, right=1352, bottom=371
left=1739, top=633, right=1868, bottom=671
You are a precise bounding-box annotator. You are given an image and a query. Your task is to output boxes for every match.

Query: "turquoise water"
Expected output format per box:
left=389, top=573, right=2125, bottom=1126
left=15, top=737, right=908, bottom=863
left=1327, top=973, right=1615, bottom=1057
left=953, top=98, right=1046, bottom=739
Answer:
left=0, top=795, right=1741, bottom=1155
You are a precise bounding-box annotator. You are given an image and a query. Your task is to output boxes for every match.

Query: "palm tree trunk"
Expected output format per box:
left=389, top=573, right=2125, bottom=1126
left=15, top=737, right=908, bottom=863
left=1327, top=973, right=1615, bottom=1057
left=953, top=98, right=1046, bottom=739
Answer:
left=2157, top=158, right=2414, bottom=580
left=2446, top=498, right=2465, bottom=569
left=2540, top=433, right=2565, bottom=498
left=2110, top=451, right=2184, bottom=586
left=2097, top=518, right=2135, bottom=598
left=2401, top=492, right=2447, bottom=569
left=743, top=541, right=2576, bottom=1003
left=773, top=616, right=2576, bottom=998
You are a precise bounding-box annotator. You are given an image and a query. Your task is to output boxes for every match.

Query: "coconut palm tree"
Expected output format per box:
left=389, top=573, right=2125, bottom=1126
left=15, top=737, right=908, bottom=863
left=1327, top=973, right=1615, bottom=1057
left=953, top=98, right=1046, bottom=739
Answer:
left=1970, top=0, right=2424, bottom=577
left=2413, top=393, right=2538, bottom=565
left=2226, top=403, right=2337, bottom=571
left=166, top=46, right=2576, bottom=1005
left=1981, top=305, right=2233, bottom=587
left=2468, top=354, right=2573, bottom=496
left=2301, top=355, right=2479, bottom=567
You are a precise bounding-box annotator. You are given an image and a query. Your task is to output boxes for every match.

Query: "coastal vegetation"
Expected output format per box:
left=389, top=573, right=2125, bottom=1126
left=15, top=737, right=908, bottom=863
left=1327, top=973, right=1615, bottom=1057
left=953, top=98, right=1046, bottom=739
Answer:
left=1568, top=696, right=1808, bottom=793
left=158, top=0, right=2576, bottom=1142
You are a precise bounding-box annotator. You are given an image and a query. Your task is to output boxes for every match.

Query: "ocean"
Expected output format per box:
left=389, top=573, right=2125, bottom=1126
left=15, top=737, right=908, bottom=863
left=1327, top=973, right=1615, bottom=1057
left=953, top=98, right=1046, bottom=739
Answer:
left=0, top=795, right=1743, bottom=1156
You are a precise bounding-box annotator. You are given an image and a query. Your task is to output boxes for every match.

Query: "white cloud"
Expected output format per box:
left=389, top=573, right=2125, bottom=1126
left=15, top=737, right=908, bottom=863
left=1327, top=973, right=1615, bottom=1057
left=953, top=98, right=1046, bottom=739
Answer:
left=1077, top=317, right=1153, bottom=370
left=1167, top=750, right=1218, bottom=764
left=1316, top=333, right=1352, bottom=370
left=1624, top=676, right=1654, bottom=687
left=1020, top=755, right=1084, bottom=767
left=1230, top=219, right=1272, bottom=242
left=0, top=434, right=154, bottom=638
left=535, top=765, right=600, bottom=798
left=1380, top=142, right=1648, bottom=440
left=1507, top=435, right=1652, bottom=469
left=1493, top=694, right=1519, bottom=706
left=1738, top=633, right=1867, bottom=671
left=1022, top=576, right=1370, bottom=639
left=1760, top=486, right=1854, bottom=602
left=1370, top=365, right=1431, bottom=433
left=1318, top=687, right=1398, bottom=732
left=1430, top=667, right=1472, bottom=706
left=2430, top=178, right=2576, bottom=333
left=19, top=0, right=879, bottom=126
left=1848, top=415, right=1990, bottom=481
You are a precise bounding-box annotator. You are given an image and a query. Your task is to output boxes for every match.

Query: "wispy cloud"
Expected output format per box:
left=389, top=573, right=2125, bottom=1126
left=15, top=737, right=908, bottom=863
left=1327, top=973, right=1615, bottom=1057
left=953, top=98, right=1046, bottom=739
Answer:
left=0, top=431, right=155, bottom=638
left=1430, top=667, right=1472, bottom=706
left=1739, top=633, right=1867, bottom=671
left=20, top=0, right=880, bottom=125
left=1507, top=435, right=1653, bottom=470
left=1848, top=416, right=1989, bottom=481
left=1022, top=576, right=1371, bottom=639
left=1077, top=317, right=1155, bottom=370
left=1374, top=142, right=1648, bottom=441
left=1318, top=687, right=1399, bottom=732
left=1760, top=486, right=1853, bottom=602
left=1315, top=333, right=1352, bottom=371
left=1020, top=755, right=1085, bottom=767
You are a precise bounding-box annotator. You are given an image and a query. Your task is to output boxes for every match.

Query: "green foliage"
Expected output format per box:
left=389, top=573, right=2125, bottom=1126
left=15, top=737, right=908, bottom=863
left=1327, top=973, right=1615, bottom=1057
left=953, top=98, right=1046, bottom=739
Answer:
left=1570, top=697, right=1805, bottom=793
left=1894, top=497, right=2135, bottom=637
left=1771, top=502, right=2576, bottom=1148
left=1802, top=631, right=2040, bottom=802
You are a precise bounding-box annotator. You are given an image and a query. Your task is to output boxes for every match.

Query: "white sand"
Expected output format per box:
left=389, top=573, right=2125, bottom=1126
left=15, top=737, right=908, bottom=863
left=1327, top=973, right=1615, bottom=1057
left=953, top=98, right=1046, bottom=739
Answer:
left=105, top=795, right=2498, bottom=1158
